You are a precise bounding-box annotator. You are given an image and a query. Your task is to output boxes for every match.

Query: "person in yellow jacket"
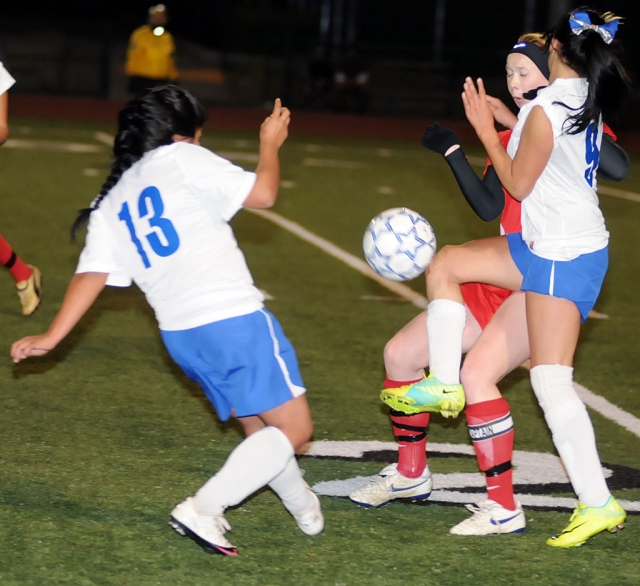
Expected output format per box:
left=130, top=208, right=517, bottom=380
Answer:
left=126, top=4, right=178, bottom=94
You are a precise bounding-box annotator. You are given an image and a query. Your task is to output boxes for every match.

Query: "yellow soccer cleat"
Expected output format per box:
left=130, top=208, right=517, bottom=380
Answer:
left=380, top=373, right=465, bottom=418
left=16, top=265, right=42, bottom=316
left=547, top=496, right=626, bottom=548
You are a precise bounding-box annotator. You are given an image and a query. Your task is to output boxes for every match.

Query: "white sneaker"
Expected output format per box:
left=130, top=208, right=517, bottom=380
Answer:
left=449, top=499, right=525, bottom=535
left=169, top=497, right=238, bottom=556
left=291, top=487, right=324, bottom=536
left=349, top=463, right=433, bottom=508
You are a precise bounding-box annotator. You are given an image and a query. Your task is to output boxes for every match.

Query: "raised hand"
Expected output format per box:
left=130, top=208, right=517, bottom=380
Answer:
left=461, top=77, right=496, bottom=141
left=260, top=98, right=291, bottom=149
left=486, top=94, right=518, bottom=129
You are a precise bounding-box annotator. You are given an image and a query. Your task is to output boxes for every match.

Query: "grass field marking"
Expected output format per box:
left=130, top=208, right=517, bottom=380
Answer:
left=94, top=131, right=114, bottom=147
left=597, top=185, right=640, bottom=202
left=574, top=382, right=640, bottom=436
left=218, top=152, right=260, bottom=162
left=307, top=440, right=640, bottom=511
left=467, top=155, right=640, bottom=203
left=302, top=158, right=365, bottom=169
left=4, top=139, right=102, bottom=153
left=249, top=208, right=640, bottom=438
left=247, top=208, right=428, bottom=309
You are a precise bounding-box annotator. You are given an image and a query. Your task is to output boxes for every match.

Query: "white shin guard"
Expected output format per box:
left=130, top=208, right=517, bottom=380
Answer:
left=530, top=365, right=611, bottom=507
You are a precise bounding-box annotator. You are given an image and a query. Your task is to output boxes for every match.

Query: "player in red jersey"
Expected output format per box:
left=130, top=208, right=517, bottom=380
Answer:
left=0, top=61, right=42, bottom=315
left=350, top=32, right=629, bottom=536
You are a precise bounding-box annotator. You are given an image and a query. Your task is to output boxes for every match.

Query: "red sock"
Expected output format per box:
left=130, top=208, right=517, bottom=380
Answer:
left=465, top=398, right=516, bottom=510
left=385, top=377, right=429, bottom=478
left=0, top=235, right=31, bottom=283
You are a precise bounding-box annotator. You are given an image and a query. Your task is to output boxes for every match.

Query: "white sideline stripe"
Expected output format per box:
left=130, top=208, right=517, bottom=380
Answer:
left=250, top=207, right=640, bottom=438
left=247, top=208, right=428, bottom=309
left=303, top=157, right=364, bottom=169
left=4, top=139, right=102, bottom=153
left=218, top=151, right=260, bottom=162
left=467, top=155, right=640, bottom=203
left=598, top=185, right=640, bottom=202
left=94, top=131, right=114, bottom=146
left=574, top=382, right=640, bottom=437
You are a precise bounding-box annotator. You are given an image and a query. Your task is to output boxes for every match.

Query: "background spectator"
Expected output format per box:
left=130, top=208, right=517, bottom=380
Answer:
left=125, top=4, right=178, bottom=94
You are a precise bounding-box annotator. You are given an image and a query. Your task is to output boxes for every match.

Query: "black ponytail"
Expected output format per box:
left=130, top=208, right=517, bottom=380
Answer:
left=547, top=7, right=630, bottom=135
left=71, top=85, right=206, bottom=240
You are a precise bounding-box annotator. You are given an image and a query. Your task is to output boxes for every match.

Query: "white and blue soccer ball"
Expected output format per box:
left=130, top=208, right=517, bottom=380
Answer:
left=363, top=207, right=436, bottom=281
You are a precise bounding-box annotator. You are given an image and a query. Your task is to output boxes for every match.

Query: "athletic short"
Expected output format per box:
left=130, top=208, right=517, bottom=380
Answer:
left=507, top=232, right=608, bottom=322
left=160, top=308, right=306, bottom=421
left=461, top=282, right=513, bottom=330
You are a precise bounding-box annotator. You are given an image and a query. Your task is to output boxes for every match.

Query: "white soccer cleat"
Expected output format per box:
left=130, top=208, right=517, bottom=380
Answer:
left=449, top=499, right=525, bottom=536
left=169, top=497, right=238, bottom=556
left=349, top=463, right=433, bottom=508
left=291, top=487, right=324, bottom=536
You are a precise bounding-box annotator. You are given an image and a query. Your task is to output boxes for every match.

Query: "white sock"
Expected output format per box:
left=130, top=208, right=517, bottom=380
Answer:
left=530, top=365, right=611, bottom=507
left=426, top=299, right=466, bottom=384
left=269, top=457, right=315, bottom=515
left=193, top=426, right=294, bottom=515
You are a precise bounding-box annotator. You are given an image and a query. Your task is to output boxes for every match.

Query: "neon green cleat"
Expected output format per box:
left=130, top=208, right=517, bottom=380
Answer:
left=547, top=496, right=626, bottom=548
left=380, top=373, right=465, bottom=418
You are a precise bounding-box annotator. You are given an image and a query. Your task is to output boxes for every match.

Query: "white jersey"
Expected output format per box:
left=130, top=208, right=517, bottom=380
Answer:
left=0, top=62, right=16, bottom=95
left=76, top=142, right=264, bottom=330
left=508, top=77, right=609, bottom=261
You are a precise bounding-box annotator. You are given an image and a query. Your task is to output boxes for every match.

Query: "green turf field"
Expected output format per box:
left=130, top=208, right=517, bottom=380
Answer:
left=0, top=117, right=639, bottom=585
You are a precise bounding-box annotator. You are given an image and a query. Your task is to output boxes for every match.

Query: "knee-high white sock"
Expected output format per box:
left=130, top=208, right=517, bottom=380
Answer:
left=269, top=457, right=316, bottom=515
left=530, top=365, right=611, bottom=507
left=426, top=299, right=466, bottom=384
left=193, top=426, right=294, bottom=516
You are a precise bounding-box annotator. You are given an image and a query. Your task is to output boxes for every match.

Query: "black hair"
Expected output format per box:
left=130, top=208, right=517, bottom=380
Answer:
left=71, top=85, right=206, bottom=239
left=545, top=7, right=630, bottom=134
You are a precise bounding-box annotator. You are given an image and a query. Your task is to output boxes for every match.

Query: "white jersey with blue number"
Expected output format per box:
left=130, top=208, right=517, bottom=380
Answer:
left=508, top=77, right=609, bottom=261
left=0, top=62, right=16, bottom=95
left=76, top=142, right=264, bottom=330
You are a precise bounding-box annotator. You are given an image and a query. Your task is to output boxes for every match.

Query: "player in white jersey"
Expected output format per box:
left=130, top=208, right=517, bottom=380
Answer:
left=10, top=86, right=323, bottom=556
left=381, top=7, right=630, bottom=547
left=0, top=61, right=42, bottom=315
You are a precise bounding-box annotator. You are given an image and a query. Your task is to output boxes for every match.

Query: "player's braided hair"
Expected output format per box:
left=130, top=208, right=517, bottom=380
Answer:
left=71, top=85, right=206, bottom=239
left=546, top=7, right=630, bottom=134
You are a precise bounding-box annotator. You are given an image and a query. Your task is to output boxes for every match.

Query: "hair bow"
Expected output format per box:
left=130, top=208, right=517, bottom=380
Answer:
left=569, top=11, right=618, bottom=44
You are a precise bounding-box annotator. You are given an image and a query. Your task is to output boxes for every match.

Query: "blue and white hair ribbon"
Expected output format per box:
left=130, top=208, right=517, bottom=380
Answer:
left=569, top=11, right=618, bottom=45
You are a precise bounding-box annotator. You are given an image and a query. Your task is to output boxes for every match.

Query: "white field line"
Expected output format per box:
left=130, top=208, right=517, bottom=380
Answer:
left=248, top=209, right=428, bottom=309
left=467, top=155, right=640, bottom=203
left=249, top=207, right=640, bottom=438
left=94, top=131, right=114, bottom=147
left=4, top=139, right=102, bottom=153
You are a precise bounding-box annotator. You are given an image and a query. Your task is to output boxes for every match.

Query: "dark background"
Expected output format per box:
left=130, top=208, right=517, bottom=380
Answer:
left=0, top=1, right=638, bottom=126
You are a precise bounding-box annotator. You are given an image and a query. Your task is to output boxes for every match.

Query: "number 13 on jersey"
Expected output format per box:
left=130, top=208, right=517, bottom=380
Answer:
left=118, top=186, right=180, bottom=268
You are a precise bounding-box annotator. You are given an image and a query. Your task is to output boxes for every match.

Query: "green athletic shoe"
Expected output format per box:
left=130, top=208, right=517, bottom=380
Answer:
left=380, top=373, right=465, bottom=418
left=547, top=496, right=626, bottom=548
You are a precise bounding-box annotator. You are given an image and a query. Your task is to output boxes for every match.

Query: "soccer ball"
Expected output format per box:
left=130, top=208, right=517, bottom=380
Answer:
left=362, top=207, right=436, bottom=281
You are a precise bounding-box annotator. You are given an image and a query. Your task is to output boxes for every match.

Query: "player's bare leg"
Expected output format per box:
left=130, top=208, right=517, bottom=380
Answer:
left=451, top=293, right=528, bottom=535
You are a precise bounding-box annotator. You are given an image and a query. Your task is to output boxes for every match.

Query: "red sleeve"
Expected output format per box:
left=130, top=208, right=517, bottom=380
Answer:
left=603, top=123, right=616, bottom=141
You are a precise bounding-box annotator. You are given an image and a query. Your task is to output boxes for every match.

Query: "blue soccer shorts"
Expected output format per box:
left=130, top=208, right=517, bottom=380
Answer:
left=160, top=308, right=306, bottom=421
left=507, top=232, right=608, bottom=322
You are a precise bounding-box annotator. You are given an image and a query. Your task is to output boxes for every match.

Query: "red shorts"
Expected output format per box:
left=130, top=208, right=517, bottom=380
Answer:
left=461, top=282, right=513, bottom=330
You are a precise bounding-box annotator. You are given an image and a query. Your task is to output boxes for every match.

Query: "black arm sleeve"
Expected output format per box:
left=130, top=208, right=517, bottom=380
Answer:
left=599, top=133, right=630, bottom=182
left=444, top=148, right=505, bottom=222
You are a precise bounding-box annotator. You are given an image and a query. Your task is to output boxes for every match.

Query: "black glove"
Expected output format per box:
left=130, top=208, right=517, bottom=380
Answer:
left=421, top=122, right=461, bottom=156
